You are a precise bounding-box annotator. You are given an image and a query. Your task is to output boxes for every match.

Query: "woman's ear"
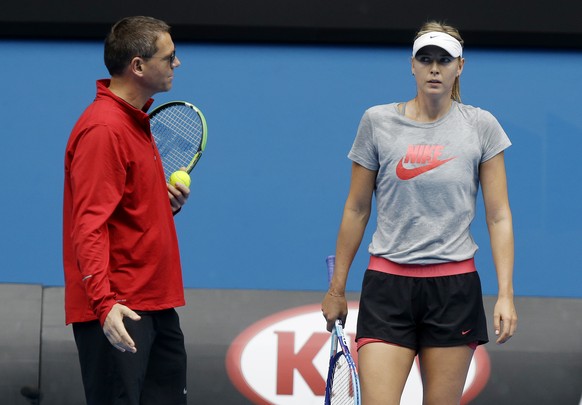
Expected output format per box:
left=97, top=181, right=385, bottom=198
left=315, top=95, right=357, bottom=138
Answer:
left=411, top=56, right=416, bottom=77
left=457, top=57, right=465, bottom=77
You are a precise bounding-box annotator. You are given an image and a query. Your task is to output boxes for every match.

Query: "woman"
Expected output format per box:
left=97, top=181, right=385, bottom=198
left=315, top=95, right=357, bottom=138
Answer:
left=321, top=21, right=517, bottom=405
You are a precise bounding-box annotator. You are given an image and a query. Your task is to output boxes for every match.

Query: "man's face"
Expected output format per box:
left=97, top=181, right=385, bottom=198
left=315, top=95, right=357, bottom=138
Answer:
left=141, top=32, right=181, bottom=94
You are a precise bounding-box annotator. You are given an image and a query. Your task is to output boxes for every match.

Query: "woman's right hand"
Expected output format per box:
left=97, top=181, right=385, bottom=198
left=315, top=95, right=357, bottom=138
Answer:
left=321, top=292, right=348, bottom=332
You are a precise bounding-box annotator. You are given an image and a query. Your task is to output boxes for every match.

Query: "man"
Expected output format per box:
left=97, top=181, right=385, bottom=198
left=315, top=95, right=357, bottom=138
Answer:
left=63, top=16, right=190, bottom=404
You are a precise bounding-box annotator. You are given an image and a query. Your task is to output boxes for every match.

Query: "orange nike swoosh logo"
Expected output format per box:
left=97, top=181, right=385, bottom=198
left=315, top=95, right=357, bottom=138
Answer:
left=396, top=157, right=456, bottom=180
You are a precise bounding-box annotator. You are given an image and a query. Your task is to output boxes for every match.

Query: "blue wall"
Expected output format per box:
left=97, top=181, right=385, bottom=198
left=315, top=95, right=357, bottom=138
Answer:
left=0, top=40, right=580, bottom=298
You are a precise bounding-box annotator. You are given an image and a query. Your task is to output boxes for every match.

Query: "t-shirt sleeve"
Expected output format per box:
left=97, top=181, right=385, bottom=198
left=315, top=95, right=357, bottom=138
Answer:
left=347, top=110, right=380, bottom=170
left=479, top=109, right=512, bottom=163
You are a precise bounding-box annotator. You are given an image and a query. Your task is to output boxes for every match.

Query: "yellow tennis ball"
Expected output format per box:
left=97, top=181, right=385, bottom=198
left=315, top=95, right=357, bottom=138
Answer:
left=169, top=171, right=191, bottom=188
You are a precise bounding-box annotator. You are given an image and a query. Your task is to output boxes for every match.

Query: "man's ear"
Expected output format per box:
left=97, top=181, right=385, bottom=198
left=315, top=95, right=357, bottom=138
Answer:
left=129, top=56, right=145, bottom=76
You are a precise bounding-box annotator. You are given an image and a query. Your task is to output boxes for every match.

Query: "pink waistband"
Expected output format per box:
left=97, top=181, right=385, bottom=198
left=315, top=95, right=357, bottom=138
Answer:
left=368, top=256, right=476, bottom=278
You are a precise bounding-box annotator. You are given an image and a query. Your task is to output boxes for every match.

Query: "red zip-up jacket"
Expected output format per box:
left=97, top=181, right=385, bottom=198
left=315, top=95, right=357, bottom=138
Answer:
left=63, top=79, right=185, bottom=325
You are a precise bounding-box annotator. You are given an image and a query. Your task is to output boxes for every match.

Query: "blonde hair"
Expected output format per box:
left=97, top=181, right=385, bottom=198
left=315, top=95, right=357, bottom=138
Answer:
left=415, top=21, right=464, bottom=102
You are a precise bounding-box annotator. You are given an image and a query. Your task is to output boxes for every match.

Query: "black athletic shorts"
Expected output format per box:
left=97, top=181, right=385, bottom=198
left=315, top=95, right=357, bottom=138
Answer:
left=73, top=308, right=187, bottom=405
left=356, top=269, right=489, bottom=351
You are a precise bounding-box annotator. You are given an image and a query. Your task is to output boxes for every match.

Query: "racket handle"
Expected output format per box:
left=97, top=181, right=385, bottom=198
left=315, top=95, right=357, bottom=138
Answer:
left=326, top=255, right=335, bottom=285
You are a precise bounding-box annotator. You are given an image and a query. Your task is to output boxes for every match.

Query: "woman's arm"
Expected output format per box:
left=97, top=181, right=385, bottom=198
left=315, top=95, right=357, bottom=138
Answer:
left=322, top=162, right=377, bottom=331
left=480, top=152, right=518, bottom=344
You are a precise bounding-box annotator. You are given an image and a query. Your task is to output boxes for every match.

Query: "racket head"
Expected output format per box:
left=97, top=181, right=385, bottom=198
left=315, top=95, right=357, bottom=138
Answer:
left=149, top=101, right=208, bottom=180
left=325, top=321, right=361, bottom=405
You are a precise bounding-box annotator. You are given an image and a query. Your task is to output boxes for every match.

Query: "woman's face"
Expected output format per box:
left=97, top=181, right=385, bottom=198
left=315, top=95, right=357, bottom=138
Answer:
left=411, top=45, right=464, bottom=99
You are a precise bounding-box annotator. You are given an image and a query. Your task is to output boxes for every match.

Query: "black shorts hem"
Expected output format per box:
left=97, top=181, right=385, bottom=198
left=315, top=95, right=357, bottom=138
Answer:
left=356, top=335, right=419, bottom=351
left=419, top=337, right=489, bottom=348
left=357, top=335, right=489, bottom=352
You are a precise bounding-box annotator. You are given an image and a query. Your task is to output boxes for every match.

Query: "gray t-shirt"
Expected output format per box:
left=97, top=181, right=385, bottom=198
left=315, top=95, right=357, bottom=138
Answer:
left=348, top=101, right=511, bottom=264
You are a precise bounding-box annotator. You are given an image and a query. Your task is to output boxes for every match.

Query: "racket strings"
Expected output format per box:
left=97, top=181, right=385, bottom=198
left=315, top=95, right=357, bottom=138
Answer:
left=330, top=354, right=357, bottom=404
left=150, top=105, right=203, bottom=178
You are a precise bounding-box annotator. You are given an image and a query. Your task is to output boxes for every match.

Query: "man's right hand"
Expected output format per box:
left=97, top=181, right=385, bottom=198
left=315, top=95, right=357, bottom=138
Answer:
left=102, top=303, right=141, bottom=353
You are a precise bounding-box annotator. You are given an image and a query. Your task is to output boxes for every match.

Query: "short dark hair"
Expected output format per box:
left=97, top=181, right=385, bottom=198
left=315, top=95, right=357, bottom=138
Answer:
left=104, top=16, right=171, bottom=76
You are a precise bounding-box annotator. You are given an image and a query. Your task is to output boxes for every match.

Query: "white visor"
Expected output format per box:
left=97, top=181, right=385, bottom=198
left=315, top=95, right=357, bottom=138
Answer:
left=412, top=31, right=463, bottom=58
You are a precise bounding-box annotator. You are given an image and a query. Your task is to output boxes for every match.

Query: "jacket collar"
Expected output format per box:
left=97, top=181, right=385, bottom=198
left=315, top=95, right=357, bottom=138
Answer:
left=95, top=79, right=154, bottom=129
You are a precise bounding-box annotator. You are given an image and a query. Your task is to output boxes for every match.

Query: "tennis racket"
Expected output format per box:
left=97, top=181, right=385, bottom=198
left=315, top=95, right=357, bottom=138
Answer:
left=149, top=101, right=208, bottom=181
left=324, top=255, right=361, bottom=405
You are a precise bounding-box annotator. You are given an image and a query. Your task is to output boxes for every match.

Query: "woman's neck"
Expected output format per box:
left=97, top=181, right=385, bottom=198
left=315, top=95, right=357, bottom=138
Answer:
left=405, top=96, right=453, bottom=122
